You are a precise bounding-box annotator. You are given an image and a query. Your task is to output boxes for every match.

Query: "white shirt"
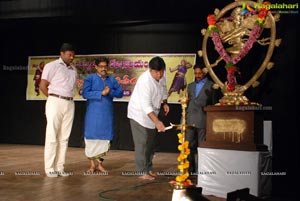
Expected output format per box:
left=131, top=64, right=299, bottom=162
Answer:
left=42, top=57, right=78, bottom=97
left=127, top=69, right=167, bottom=129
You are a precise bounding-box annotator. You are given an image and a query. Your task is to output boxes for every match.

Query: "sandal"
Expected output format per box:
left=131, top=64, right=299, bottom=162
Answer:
left=138, top=174, right=155, bottom=181
left=148, top=171, right=157, bottom=177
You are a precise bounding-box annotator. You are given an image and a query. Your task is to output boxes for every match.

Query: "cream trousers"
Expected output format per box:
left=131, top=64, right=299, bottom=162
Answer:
left=44, top=96, right=74, bottom=173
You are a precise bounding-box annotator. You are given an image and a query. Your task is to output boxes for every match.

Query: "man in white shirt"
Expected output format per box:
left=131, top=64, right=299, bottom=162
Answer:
left=40, top=43, right=78, bottom=177
left=127, top=56, right=170, bottom=180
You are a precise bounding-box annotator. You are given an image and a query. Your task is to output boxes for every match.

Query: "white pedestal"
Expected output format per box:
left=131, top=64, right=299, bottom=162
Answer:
left=197, top=148, right=272, bottom=198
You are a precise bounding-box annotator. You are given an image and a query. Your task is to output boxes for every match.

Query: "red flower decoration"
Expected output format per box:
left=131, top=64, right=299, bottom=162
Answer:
left=207, top=14, right=216, bottom=25
left=258, top=8, right=268, bottom=19
left=227, top=84, right=235, bottom=92
left=227, top=66, right=236, bottom=73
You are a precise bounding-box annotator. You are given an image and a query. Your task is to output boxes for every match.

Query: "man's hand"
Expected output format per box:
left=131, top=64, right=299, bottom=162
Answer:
left=163, top=103, right=169, bottom=116
left=156, top=120, right=166, bottom=132
left=102, top=86, right=110, bottom=96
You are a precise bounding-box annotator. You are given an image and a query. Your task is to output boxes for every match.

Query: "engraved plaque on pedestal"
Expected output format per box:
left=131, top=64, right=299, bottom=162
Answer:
left=200, top=105, right=268, bottom=151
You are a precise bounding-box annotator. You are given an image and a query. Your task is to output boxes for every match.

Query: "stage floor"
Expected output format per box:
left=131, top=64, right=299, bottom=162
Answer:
left=0, top=144, right=225, bottom=201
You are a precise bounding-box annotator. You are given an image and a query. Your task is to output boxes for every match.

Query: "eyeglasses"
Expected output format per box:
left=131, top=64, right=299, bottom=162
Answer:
left=97, top=65, right=108, bottom=68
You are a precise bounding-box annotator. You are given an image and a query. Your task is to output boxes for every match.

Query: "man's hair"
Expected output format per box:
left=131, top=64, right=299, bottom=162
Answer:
left=193, top=64, right=203, bottom=70
left=95, top=57, right=109, bottom=65
left=60, top=43, right=75, bottom=52
left=149, top=56, right=166, bottom=71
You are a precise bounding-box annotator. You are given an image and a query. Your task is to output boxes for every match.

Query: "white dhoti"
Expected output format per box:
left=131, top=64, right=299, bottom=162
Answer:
left=84, top=138, right=110, bottom=159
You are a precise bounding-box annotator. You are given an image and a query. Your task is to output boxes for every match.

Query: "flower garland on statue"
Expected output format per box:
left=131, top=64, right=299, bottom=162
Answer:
left=207, top=8, right=268, bottom=91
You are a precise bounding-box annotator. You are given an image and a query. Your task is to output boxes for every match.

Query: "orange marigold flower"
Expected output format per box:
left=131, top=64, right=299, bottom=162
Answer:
left=178, top=145, right=183, bottom=151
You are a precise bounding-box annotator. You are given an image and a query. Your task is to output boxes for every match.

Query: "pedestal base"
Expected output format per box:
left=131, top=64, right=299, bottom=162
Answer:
left=197, top=148, right=272, bottom=198
left=202, top=105, right=268, bottom=151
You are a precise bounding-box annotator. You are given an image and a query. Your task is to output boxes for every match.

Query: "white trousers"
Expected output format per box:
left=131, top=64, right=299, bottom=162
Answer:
left=44, top=96, right=75, bottom=173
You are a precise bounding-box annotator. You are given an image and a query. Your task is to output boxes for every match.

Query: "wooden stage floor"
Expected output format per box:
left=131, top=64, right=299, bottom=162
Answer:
left=0, top=144, right=226, bottom=201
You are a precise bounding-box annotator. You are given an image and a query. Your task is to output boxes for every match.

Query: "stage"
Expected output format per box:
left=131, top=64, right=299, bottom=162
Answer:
left=0, top=144, right=225, bottom=201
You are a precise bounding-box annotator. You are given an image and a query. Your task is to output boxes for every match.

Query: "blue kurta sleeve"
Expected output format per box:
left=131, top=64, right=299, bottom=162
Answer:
left=82, top=75, right=103, bottom=100
left=108, top=76, right=123, bottom=98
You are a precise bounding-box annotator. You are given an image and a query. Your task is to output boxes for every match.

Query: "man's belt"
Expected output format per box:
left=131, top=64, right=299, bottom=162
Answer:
left=49, top=93, right=73, bottom=101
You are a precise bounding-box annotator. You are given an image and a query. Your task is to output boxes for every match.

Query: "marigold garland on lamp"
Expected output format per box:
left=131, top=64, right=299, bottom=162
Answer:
left=169, top=90, right=194, bottom=189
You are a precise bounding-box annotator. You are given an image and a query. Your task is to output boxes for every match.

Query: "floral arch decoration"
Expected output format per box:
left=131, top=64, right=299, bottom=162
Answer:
left=200, top=0, right=281, bottom=105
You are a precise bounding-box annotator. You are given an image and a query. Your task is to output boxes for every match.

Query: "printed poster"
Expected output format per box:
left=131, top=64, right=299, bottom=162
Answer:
left=27, top=54, right=196, bottom=103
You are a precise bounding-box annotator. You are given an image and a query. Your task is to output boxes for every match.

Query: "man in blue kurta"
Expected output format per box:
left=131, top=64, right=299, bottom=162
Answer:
left=82, top=57, right=123, bottom=173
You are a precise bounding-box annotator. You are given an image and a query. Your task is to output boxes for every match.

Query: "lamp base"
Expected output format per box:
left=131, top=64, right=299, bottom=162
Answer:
left=171, top=187, right=204, bottom=201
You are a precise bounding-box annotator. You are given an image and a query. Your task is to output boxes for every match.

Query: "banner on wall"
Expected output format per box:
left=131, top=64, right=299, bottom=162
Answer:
left=26, top=54, right=196, bottom=103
